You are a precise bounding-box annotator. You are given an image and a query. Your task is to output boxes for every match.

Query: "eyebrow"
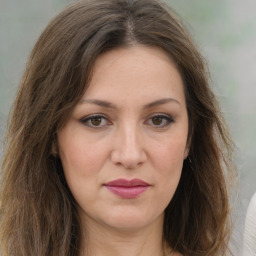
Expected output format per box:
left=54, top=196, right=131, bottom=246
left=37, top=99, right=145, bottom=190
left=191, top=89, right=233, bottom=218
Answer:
left=79, top=98, right=180, bottom=109
left=79, top=99, right=117, bottom=108
left=143, top=98, right=180, bottom=109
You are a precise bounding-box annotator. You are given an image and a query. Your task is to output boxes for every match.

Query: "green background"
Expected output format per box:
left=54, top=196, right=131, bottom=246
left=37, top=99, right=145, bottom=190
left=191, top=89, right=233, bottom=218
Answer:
left=1, top=0, right=255, bottom=254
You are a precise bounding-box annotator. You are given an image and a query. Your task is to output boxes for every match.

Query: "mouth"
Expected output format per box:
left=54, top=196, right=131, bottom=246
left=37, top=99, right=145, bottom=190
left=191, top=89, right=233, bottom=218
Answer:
left=103, top=179, right=150, bottom=199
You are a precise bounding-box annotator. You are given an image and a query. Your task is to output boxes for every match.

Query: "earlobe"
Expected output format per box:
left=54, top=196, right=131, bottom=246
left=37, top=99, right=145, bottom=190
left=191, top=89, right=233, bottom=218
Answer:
left=184, top=147, right=189, bottom=160
left=51, top=137, right=59, bottom=157
left=184, top=132, right=192, bottom=160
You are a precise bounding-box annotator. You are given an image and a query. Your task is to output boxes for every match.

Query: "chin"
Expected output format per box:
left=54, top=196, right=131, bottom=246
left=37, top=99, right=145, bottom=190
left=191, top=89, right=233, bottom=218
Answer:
left=101, top=207, right=164, bottom=231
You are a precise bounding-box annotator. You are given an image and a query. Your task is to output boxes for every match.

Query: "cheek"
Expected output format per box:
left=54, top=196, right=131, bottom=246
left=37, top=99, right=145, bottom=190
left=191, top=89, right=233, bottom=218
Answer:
left=57, top=134, right=108, bottom=204
left=58, top=129, right=108, bottom=177
left=153, top=139, right=186, bottom=174
left=152, top=139, right=186, bottom=198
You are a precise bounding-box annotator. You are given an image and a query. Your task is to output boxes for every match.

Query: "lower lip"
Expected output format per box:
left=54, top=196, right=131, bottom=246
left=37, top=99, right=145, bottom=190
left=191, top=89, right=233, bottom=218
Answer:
left=104, top=185, right=149, bottom=199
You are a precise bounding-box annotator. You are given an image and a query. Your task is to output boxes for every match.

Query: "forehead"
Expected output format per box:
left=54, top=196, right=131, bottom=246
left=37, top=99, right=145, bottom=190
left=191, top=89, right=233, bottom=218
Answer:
left=83, top=45, right=185, bottom=106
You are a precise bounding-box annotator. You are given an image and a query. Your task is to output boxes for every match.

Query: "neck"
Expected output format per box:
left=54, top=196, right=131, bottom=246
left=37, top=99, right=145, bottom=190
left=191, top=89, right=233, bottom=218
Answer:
left=80, top=214, right=168, bottom=256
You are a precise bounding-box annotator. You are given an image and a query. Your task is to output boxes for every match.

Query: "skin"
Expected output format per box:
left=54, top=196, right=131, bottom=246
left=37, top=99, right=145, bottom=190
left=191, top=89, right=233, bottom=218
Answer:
left=57, top=45, right=188, bottom=256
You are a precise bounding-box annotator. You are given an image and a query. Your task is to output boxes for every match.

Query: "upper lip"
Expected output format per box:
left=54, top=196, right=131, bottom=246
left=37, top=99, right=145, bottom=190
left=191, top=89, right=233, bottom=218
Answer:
left=104, top=179, right=150, bottom=187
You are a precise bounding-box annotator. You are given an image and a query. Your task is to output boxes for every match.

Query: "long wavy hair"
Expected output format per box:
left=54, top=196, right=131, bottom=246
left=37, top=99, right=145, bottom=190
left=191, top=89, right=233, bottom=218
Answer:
left=0, top=0, right=236, bottom=255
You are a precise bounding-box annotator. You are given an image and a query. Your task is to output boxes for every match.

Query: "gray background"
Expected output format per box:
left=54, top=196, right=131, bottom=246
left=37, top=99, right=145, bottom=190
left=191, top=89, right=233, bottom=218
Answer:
left=1, top=0, right=255, bottom=254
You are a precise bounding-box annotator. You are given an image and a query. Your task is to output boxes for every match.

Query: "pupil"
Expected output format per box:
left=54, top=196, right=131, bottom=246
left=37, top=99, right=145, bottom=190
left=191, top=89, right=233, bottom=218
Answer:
left=152, top=117, right=162, bottom=125
left=91, top=117, right=101, bottom=126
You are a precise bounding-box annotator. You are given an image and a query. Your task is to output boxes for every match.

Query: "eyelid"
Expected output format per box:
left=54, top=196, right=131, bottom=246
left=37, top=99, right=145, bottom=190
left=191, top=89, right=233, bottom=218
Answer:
left=80, top=113, right=107, bottom=121
left=144, top=113, right=174, bottom=128
left=79, top=113, right=174, bottom=128
left=80, top=114, right=112, bottom=128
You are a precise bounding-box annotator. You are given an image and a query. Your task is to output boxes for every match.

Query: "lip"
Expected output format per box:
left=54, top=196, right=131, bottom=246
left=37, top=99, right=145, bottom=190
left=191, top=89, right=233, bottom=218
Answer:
left=104, top=179, right=150, bottom=199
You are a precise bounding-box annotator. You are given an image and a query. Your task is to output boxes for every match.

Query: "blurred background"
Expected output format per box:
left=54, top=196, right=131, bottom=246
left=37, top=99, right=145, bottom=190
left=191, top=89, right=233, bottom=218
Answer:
left=0, top=0, right=255, bottom=254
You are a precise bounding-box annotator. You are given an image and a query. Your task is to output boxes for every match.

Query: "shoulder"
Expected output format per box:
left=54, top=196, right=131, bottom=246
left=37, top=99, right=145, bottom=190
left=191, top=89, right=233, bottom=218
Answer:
left=245, top=193, right=256, bottom=228
left=243, top=192, right=256, bottom=255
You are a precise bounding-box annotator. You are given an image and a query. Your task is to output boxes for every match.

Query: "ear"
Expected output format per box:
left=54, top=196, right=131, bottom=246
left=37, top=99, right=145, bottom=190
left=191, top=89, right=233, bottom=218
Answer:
left=184, top=125, right=193, bottom=160
left=184, top=145, right=189, bottom=160
left=184, top=133, right=192, bottom=160
left=51, top=136, right=59, bottom=157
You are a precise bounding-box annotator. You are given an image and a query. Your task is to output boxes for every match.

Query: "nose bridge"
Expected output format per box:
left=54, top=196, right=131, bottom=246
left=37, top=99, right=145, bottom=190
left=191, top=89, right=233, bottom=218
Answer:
left=111, top=119, right=147, bottom=168
left=122, top=120, right=139, bottom=150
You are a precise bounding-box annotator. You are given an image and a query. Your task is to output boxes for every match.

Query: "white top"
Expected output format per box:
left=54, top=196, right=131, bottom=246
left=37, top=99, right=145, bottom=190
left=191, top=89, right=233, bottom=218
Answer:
left=243, top=192, right=256, bottom=256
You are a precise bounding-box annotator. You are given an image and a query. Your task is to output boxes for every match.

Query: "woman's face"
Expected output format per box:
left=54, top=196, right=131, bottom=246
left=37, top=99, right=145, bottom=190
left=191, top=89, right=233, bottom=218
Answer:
left=57, top=46, right=189, bottom=232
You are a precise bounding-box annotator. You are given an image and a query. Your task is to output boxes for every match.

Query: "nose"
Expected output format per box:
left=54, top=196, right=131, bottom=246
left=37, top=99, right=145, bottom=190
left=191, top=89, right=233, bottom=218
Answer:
left=110, top=124, right=147, bottom=169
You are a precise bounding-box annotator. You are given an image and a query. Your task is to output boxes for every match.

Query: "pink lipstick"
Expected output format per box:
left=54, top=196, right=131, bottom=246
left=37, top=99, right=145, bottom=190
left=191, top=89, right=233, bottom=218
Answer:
left=104, top=179, right=150, bottom=199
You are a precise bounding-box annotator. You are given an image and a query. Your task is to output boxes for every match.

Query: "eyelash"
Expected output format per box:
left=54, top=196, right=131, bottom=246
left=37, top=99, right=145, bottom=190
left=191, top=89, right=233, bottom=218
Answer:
left=80, top=113, right=174, bottom=128
left=80, top=114, right=111, bottom=128
left=144, top=114, right=174, bottom=128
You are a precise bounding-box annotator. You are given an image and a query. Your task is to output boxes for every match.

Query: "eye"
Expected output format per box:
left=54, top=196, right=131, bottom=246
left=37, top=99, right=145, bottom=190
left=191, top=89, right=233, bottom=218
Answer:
left=145, top=114, right=174, bottom=128
left=80, top=114, right=111, bottom=128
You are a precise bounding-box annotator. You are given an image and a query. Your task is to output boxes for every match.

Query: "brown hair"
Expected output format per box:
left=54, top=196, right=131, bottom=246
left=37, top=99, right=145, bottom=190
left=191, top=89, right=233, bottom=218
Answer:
left=0, top=0, right=236, bottom=255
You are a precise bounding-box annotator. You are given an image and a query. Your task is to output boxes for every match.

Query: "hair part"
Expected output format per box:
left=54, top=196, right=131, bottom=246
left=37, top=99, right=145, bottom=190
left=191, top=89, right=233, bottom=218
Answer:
left=0, top=0, right=236, bottom=255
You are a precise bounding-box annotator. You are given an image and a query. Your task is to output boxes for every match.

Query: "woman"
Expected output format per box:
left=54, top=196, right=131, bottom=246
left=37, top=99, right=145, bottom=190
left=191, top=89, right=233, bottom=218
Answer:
left=0, top=0, right=236, bottom=255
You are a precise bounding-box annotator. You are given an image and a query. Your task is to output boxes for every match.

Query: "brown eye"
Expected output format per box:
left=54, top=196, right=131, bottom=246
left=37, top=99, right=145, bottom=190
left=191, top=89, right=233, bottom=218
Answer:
left=81, top=115, right=110, bottom=128
left=90, top=117, right=102, bottom=126
left=152, top=116, right=163, bottom=126
left=145, top=114, right=174, bottom=128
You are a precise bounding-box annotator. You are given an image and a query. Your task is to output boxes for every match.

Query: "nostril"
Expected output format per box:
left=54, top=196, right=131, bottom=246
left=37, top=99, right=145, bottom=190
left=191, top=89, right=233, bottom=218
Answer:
left=110, top=148, right=147, bottom=169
